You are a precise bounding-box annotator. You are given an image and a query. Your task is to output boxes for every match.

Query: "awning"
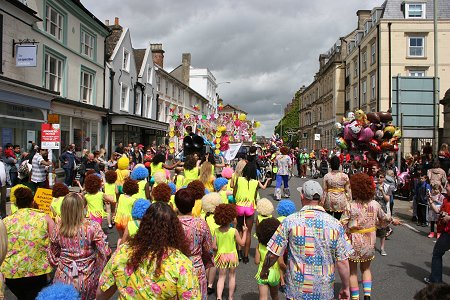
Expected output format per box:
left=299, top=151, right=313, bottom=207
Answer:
left=0, top=89, right=51, bottom=110
left=110, top=114, right=168, bottom=131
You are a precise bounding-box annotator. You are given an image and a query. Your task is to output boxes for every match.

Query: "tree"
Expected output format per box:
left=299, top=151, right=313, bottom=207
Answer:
left=274, top=90, right=301, bottom=147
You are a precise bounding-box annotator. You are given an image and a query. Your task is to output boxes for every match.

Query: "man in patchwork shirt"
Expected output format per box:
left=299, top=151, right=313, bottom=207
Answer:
left=260, top=180, right=353, bottom=300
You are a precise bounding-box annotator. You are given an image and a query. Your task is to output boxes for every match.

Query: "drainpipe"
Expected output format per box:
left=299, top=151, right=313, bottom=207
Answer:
left=358, top=44, right=361, bottom=108
left=377, top=23, right=381, bottom=112
left=140, top=85, right=145, bottom=117
left=388, top=22, right=392, bottom=110
left=108, top=69, right=115, bottom=156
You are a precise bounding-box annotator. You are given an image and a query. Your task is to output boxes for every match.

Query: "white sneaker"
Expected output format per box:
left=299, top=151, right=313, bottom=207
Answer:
left=381, top=250, right=387, bottom=256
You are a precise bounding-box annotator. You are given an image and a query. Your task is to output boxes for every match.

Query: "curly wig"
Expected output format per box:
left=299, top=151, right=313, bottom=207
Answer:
left=350, top=173, right=375, bottom=202
left=167, top=182, right=177, bottom=195
left=131, top=166, right=149, bottom=181
left=153, top=171, right=167, bottom=185
left=84, top=174, right=102, bottom=194
left=183, top=154, right=197, bottom=171
left=36, top=283, right=80, bottom=300
left=276, top=199, right=296, bottom=217
left=256, top=198, right=274, bottom=216
left=14, top=187, right=34, bottom=209
left=128, top=202, right=189, bottom=277
left=123, top=178, right=139, bottom=196
left=280, top=146, right=290, bottom=155
left=10, top=184, right=30, bottom=204
left=105, top=170, right=118, bottom=184
left=221, top=167, right=234, bottom=179
left=52, top=183, right=70, bottom=198
left=117, top=156, right=130, bottom=170
left=132, top=199, right=151, bottom=220
left=256, top=218, right=281, bottom=246
left=201, top=192, right=223, bottom=213
left=187, top=180, right=205, bottom=200
left=152, top=153, right=166, bottom=165
left=214, top=177, right=228, bottom=192
left=152, top=183, right=171, bottom=203
left=214, top=204, right=237, bottom=226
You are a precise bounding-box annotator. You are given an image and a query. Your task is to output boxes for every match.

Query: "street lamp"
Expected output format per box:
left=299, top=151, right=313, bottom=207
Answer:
left=273, top=103, right=283, bottom=137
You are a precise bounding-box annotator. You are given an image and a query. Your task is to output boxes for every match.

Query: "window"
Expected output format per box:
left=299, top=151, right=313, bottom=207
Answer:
left=172, top=84, right=176, bottom=98
left=353, top=60, right=358, bottom=78
left=122, top=49, right=130, bottom=71
left=165, top=81, right=169, bottom=95
left=81, top=30, right=95, bottom=58
left=156, top=75, right=160, bottom=91
left=406, top=3, right=425, bottom=19
left=146, top=95, right=153, bottom=118
left=120, top=84, right=129, bottom=111
left=135, top=91, right=141, bottom=115
left=371, top=42, right=376, bottom=64
left=147, top=65, right=153, bottom=83
left=362, top=80, right=367, bottom=105
left=409, top=70, right=425, bottom=77
left=408, top=37, right=425, bottom=57
left=44, top=52, right=63, bottom=93
left=178, top=87, right=182, bottom=100
left=362, top=51, right=367, bottom=71
left=370, top=74, right=376, bottom=100
left=353, top=85, right=358, bottom=106
left=80, top=70, right=94, bottom=103
left=45, top=5, right=63, bottom=41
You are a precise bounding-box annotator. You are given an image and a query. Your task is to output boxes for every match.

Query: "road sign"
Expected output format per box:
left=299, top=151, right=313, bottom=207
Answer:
left=41, top=123, right=60, bottom=149
left=314, top=134, right=321, bottom=141
left=47, top=113, right=59, bottom=124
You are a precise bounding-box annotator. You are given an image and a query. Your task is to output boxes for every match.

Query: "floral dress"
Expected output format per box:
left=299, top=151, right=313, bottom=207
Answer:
left=48, top=219, right=111, bottom=300
left=341, top=200, right=391, bottom=262
left=179, top=216, right=214, bottom=300
left=0, top=208, right=53, bottom=279
left=323, top=171, right=350, bottom=212
left=99, top=244, right=200, bottom=299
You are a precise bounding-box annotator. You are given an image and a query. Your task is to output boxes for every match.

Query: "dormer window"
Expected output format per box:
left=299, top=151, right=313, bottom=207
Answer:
left=405, top=3, right=426, bottom=19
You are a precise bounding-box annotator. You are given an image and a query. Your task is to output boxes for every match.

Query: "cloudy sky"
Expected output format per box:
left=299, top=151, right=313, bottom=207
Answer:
left=84, top=0, right=382, bottom=137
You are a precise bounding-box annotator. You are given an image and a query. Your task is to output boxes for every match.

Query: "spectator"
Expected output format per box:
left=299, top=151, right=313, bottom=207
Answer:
left=115, top=143, right=124, bottom=155
left=130, top=147, right=143, bottom=166
left=427, top=159, right=447, bottom=192
left=30, top=147, right=52, bottom=192
left=79, top=153, right=100, bottom=186
left=0, top=153, right=7, bottom=218
left=60, top=144, right=78, bottom=187
left=298, top=148, right=309, bottom=178
left=260, top=180, right=353, bottom=300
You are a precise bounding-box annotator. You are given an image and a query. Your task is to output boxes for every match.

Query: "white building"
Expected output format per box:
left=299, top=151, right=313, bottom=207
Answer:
left=189, top=67, right=218, bottom=111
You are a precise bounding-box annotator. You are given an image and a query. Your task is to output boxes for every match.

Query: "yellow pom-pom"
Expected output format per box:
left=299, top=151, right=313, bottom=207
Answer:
left=169, top=142, right=175, bottom=148
left=254, top=121, right=261, bottom=128
left=169, top=131, right=174, bottom=137
left=215, top=149, right=221, bottom=155
left=239, top=114, right=247, bottom=121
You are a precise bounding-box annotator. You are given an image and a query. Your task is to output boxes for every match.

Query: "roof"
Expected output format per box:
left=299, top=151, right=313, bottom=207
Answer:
left=382, top=0, right=450, bottom=19
left=105, top=25, right=123, bottom=59
left=72, top=0, right=110, bottom=32
left=221, top=104, right=247, bottom=114
left=133, top=49, right=146, bottom=74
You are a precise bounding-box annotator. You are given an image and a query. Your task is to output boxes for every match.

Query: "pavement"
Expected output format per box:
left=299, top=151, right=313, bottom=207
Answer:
left=4, top=170, right=450, bottom=299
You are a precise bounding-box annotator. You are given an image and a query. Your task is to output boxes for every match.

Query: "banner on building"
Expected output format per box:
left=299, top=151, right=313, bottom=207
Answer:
left=41, top=123, right=61, bottom=149
left=15, top=45, right=37, bottom=67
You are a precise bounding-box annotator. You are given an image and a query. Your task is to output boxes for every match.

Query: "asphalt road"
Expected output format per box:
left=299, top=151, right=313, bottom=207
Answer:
left=6, top=173, right=450, bottom=299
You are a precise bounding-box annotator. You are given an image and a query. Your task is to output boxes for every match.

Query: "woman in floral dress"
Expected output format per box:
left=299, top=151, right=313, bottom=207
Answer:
left=48, top=192, right=111, bottom=300
left=96, top=202, right=200, bottom=300
left=175, top=188, right=214, bottom=299
left=341, top=173, right=400, bottom=300
left=323, top=155, right=352, bottom=220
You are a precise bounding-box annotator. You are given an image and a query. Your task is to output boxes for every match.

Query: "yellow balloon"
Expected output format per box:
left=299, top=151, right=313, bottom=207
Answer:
left=169, top=131, right=174, bottom=137
left=254, top=121, right=261, bottom=128
left=215, top=143, right=221, bottom=148
left=216, top=132, right=222, bottom=138
left=215, top=149, right=220, bottom=155
left=169, top=142, right=175, bottom=148
left=169, top=148, right=175, bottom=154
left=239, top=114, right=247, bottom=121
left=184, top=113, right=190, bottom=119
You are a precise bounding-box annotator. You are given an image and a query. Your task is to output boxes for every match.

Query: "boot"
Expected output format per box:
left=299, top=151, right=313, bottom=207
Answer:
left=283, top=188, right=290, bottom=198
left=364, top=296, right=371, bottom=300
left=274, top=188, right=282, bottom=201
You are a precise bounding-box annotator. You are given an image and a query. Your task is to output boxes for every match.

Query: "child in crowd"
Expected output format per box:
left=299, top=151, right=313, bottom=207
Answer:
left=84, top=174, right=115, bottom=225
left=153, top=170, right=167, bottom=187
left=115, top=156, right=130, bottom=194
left=130, top=166, right=150, bottom=200
left=276, top=199, right=296, bottom=222
left=168, top=182, right=177, bottom=209
left=416, top=175, right=431, bottom=227
left=213, top=204, right=247, bottom=300
left=201, top=192, right=223, bottom=295
left=104, top=170, right=118, bottom=229
left=114, top=178, right=139, bottom=241
left=121, top=198, right=151, bottom=245
left=255, top=198, right=274, bottom=227
left=255, top=218, right=285, bottom=300
left=187, top=180, right=206, bottom=217
left=151, top=183, right=172, bottom=208
left=214, top=177, right=230, bottom=204
left=36, top=283, right=80, bottom=300
left=50, top=183, right=70, bottom=220
left=375, top=171, right=391, bottom=256
left=428, top=183, right=444, bottom=238
left=173, top=168, right=185, bottom=190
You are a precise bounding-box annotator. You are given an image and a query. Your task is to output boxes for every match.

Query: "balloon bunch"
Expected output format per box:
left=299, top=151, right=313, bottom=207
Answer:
left=335, top=109, right=402, bottom=155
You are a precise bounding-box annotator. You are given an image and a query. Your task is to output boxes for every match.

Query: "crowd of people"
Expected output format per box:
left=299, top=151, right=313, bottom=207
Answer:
left=0, top=139, right=449, bottom=299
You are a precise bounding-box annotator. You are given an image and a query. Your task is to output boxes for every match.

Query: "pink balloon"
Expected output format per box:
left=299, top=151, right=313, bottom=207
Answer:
left=358, top=127, right=374, bottom=143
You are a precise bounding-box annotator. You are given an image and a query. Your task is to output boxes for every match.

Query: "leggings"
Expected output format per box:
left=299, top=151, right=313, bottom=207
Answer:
left=275, top=174, right=289, bottom=189
left=6, top=274, right=48, bottom=300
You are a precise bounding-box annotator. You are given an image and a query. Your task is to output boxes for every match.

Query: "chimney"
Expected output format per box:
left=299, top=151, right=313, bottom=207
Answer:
left=114, top=17, right=119, bottom=26
left=105, top=19, right=110, bottom=26
left=150, top=43, right=165, bottom=68
left=356, top=10, right=371, bottom=30
left=319, top=54, right=327, bottom=69
left=182, top=53, right=191, bottom=86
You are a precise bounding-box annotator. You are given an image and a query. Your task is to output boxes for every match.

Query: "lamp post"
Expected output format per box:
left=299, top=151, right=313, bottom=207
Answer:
left=273, top=103, right=283, bottom=138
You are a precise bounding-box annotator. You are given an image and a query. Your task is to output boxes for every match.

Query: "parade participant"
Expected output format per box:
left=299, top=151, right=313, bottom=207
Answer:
left=59, top=144, right=78, bottom=187
left=84, top=174, right=115, bottom=225
left=261, top=180, right=353, bottom=300
left=97, top=202, right=200, bottom=299
left=50, top=183, right=70, bottom=220
left=428, top=184, right=444, bottom=238
left=414, top=283, right=450, bottom=300
left=201, top=192, right=223, bottom=294
left=149, top=153, right=179, bottom=177
left=275, top=199, right=296, bottom=222
left=187, top=180, right=206, bottom=217
left=151, top=183, right=172, bottom=205
left=130, top=166, right=150, bottom=200
left=375, top=171, right=390, bottom=256
left=230, top=160, right=247, bottom=189
left=199, top=161, right=215, bottom=193
left=298, top=148, right=309, bottom=178
left=120, top=198, right=151, bottom=245
left=182, top=154, right=200, bottom=186
left=323, top=155, right=352, bottom=220
left=1, top=187, right=54, bottom=299
left=427, top=159, right=447, bottom=192
left=176, top=188, right=214, bottom=300
left=114, top=178, right=139, bottom=241
left=234, top=163, right=270, bottom=263
left=213, top=204, right=247, bottom=300
left=255, top=198, right=274, bottom=228
left=214, top=177, right=230, bottom=204
left=36, top=283, right=80, bottom=300
left=274, top=146, right=292, bottom=201
left=255, top=218, right=284, bottom=300
left=104, top=170, right=118, bottom=229
left=115, top=156, right=130, bottom=194
left=48, top=192, right=111, bottom=300
left=341, top=173, right=401, bottom=300
left=173, top=167, right=185, bottom=190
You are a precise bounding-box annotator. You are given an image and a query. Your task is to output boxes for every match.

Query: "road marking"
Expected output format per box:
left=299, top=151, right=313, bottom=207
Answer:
left=402, top=223, right=420, bottom=233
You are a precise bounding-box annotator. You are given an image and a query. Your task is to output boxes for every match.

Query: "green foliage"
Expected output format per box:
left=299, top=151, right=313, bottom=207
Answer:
left=274, top=95, right=300, bottom=147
